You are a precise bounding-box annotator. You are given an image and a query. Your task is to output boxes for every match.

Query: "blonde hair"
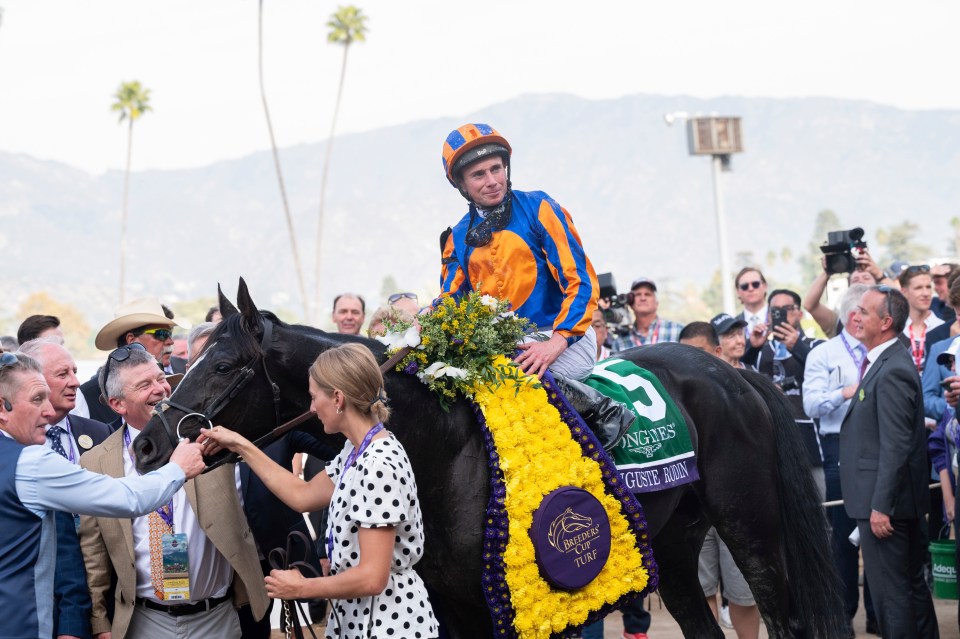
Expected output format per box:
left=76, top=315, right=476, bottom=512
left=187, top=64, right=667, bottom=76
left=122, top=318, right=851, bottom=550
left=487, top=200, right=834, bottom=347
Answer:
left=309, top=343, right=390, bottom=423
left=366, top=306, right=414, bottom=338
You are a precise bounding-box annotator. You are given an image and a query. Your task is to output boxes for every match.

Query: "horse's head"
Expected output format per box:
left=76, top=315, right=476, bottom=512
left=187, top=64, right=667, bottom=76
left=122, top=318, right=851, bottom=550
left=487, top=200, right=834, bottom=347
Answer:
left=135, top=279, right=319, bottom=473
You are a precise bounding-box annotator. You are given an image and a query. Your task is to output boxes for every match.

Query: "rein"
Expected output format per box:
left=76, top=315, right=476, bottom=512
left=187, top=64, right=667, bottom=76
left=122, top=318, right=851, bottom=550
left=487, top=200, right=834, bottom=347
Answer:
left=152, top=321, right=412, bottom=474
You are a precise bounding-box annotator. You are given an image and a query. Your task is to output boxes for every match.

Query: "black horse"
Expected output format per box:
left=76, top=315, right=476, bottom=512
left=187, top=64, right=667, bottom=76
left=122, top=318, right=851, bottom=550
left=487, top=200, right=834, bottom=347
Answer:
left=135, top=282, right=844, bottom=638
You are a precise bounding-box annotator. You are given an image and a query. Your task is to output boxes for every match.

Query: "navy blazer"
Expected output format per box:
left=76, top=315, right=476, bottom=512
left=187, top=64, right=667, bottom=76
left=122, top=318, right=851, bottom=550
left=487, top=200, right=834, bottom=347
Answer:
left=53, top=415, right=112, bottom=639
left=240, top=430, right=336, bottom=574
left=78, top=373, right=120, bottom=425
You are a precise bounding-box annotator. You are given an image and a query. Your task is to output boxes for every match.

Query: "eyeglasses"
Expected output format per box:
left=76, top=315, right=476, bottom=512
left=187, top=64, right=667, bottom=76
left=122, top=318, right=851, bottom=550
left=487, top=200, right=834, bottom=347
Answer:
left=140, top=328, right=173, bottom=341
left=102, top=343, right=147, bottom=395
left=738, top=280, right=763, bottom=291
left=388, top=292, right=418, bottom=304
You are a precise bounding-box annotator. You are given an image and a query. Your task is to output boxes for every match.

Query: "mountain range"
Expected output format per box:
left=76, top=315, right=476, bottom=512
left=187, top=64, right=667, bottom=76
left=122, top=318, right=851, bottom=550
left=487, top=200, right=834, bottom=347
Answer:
left=2, top=92, right=958, bottom=332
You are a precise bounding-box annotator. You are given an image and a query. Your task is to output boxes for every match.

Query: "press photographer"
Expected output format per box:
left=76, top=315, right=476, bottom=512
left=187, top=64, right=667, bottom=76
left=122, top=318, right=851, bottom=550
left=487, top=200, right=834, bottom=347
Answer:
left=744, top=288, right=826, bottom=497
left=803, top=228, right=889, bottom=336
left=609, top=276, right=685, bottom=352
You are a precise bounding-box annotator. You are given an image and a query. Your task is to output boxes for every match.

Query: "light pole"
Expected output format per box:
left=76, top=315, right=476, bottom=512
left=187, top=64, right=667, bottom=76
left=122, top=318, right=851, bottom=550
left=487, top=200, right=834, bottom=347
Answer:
left=665, top=113, right=744, bottom=314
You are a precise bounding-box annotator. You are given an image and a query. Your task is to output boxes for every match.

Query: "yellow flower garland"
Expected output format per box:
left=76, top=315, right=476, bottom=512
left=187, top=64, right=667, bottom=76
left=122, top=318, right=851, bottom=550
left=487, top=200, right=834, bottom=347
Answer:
left=473, top=356, right=650, bottom=639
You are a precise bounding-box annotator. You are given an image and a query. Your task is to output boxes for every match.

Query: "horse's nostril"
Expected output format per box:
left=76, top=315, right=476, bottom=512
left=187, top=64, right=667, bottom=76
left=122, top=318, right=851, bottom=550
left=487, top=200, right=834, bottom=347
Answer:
left=140, top=440, right=154, bottom=457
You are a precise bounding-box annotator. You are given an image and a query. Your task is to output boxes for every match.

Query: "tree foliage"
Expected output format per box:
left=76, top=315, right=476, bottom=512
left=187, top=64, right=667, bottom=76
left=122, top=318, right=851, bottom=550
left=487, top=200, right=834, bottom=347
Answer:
left=112, top=80, right=152, bottom=304
left=315, top=6, right=369, bottom=320
left=15, top=292, right=94, bottom=358
left=874, top=221, right=932, bottom=267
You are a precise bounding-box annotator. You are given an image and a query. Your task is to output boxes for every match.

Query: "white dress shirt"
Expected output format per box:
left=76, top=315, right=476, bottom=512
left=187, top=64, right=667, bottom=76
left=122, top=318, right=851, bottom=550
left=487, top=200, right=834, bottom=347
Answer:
left=44, top=416, right=79, bottom=464
left=802, top=330, right=866, bottom=435
left=864, top=337, right=900, bottom=377
left=125, top=424, right=234, bottom=603
left=742, top=304, right=768, bottom=334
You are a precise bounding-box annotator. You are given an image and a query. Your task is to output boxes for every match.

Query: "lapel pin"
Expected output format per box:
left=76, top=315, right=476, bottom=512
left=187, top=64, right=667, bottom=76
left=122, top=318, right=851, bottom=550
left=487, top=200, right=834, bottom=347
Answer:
left=77, top=434, right=94, bottom=450
left=858, top=389, right=865, bottom=402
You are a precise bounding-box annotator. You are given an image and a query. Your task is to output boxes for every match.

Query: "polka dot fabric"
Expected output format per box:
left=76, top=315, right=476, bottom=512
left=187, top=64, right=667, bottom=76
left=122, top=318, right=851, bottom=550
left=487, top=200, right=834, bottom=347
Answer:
left=324, top=433, right=438, bottom=639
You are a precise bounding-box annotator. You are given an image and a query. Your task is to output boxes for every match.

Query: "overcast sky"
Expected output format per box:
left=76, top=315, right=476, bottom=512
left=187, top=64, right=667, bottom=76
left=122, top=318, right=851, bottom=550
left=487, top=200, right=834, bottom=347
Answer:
left=1, top=0, right=958, bottom=174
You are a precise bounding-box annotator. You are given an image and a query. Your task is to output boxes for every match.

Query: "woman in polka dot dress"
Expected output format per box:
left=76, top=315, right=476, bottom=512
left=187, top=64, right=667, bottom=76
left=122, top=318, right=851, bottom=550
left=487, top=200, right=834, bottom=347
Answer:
left=201, top=343, right=438, bottom=639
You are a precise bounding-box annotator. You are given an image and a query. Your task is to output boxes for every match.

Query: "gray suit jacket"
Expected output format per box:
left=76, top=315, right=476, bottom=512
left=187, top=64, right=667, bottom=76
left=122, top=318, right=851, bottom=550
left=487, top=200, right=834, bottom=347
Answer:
left=78, top=427, right=269, bottom=638
left=839, top=339, right=929, bottom=520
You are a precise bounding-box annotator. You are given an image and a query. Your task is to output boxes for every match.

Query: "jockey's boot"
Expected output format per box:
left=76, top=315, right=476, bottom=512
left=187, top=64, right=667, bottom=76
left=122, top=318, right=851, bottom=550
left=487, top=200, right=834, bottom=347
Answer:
left=550, top=373, right=635, bottom=452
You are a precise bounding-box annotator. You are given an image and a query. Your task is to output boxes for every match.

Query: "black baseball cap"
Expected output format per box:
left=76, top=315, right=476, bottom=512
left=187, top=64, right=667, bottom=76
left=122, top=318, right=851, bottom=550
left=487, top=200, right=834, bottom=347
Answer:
left=711, top=313, right=748, bottom=336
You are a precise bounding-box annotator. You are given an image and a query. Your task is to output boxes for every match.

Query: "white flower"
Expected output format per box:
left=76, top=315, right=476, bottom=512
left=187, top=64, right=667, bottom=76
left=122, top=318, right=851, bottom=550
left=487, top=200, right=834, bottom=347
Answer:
left=375, top=326, right=421, bottom=350
left=479, top=294, right=500, bottom=310
left=491, top=310, right=515, bottom=325
left=422, top=361, right=468, bottom=381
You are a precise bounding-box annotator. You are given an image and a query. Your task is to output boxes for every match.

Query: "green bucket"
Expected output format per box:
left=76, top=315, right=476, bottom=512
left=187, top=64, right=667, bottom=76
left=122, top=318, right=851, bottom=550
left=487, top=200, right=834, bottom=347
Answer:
left=930, top=540, right=958, bottom=599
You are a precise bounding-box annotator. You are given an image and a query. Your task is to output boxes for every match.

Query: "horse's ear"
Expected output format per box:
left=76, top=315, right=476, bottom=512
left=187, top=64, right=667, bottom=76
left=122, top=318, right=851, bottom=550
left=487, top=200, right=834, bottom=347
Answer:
left=236, top=277, right=260, bottom=320
left=218, top=284, right=239, bottom=319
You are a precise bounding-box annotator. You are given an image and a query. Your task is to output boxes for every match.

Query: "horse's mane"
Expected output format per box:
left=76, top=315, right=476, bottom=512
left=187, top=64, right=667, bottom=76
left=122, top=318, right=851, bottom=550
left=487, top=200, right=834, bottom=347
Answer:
left=205, top=310, right=387, bottom=363
left=206, top=310, right=287, bottom=361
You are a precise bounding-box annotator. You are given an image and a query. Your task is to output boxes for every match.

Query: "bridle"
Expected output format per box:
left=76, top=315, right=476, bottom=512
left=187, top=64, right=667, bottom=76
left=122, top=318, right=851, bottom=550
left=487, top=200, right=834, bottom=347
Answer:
left=152, top=316, right=291, bottom=473
left=150, top=315, right=413, bottom=474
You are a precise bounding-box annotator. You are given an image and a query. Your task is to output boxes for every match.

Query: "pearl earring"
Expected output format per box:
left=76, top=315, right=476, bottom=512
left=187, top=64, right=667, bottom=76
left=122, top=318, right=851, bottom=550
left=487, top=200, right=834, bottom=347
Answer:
left=336, top=406, right=342, bottom=415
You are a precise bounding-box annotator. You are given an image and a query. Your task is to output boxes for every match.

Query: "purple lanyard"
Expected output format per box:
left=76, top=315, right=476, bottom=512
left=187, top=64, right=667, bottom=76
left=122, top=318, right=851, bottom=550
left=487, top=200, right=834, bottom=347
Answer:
left=839, top=332, right=865, bottom=371
left=124, top=426, right=174, bottom=528
left=326, top=423, right=385, bottom=559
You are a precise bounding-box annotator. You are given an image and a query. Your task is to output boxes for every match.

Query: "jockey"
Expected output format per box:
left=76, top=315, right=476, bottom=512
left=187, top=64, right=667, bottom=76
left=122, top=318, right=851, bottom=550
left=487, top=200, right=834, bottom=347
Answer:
left=437, top=123, right=632, bottom=448
left=437, top=123, right=599, bottom=381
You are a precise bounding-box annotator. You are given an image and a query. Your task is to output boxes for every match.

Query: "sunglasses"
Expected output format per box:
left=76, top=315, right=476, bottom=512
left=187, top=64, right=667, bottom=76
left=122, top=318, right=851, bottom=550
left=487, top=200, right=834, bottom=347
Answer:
left=738, top=280, right=763, bottom=291
left=102, top=343, right=148, bottom=394
left=140, top=328, right=173, bottom=341
left=0, top=352, right=17, bottom=369
left=904, top=264, right=930, bottom=275
left=772, top=305, right=799, bottom=313
left=876, top=284, right=895, bottom=317
left=388, top=292, right=418, bottom=304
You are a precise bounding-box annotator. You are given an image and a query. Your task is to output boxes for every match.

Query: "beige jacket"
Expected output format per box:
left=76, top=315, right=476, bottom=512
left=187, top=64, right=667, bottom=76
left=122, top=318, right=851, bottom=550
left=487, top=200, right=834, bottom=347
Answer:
left=79, top=427, right=269, bottom=638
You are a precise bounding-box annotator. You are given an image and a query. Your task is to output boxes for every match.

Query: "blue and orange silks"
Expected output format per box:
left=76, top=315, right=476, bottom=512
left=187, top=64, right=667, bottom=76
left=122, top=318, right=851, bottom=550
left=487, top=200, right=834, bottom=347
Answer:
left=438, top=190, right=599, bottom=345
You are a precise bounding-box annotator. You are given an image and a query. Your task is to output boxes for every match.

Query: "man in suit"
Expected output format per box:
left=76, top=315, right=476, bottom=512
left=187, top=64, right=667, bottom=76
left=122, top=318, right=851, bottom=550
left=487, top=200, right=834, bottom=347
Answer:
left=841, top=285, right=938, bottom=638
left=79, top=346, right=268, bottom=638
left=79, top=297, right=183, bottom=424
left=734, top=267, right=768, bottom=334
left=18, top=338, right=114, bottom=639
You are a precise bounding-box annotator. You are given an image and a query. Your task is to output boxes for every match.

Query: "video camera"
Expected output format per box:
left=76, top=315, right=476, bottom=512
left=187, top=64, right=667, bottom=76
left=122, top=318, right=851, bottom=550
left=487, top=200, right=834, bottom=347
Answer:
left=597, top=272, right=632, bottom=337
left=819, top=227, right=867, bottom=275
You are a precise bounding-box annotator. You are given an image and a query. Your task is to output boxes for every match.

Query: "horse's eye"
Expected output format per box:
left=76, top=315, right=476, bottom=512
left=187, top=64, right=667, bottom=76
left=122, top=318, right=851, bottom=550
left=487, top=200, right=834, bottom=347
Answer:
left=215, top=363, right=232, bottom=374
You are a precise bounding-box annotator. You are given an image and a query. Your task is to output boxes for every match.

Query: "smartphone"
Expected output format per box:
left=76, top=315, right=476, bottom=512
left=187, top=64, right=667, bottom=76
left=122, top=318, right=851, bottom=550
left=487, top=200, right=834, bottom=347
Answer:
left=941, top=379, right=956, bottom=390
left=770, top=307, right=788, bottom=333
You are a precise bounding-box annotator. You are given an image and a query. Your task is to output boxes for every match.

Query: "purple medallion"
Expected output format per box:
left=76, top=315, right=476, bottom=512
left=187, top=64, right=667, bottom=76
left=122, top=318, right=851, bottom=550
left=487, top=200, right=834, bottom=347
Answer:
left=529, top=486, right=611, bottom=591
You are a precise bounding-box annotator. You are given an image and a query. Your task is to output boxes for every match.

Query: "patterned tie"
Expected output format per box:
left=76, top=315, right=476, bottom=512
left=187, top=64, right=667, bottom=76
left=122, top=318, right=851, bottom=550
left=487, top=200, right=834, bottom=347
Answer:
left=46, top=426, right=69, bottom=459
left=148, top=509, right=173, bottom=600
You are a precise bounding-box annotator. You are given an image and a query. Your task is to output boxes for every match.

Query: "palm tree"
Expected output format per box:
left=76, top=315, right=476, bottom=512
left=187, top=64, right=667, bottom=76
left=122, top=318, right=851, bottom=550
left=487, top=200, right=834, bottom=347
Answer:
left=259, top=0, right=309, bottom=320
left=314, top=5, right=368, bottom=319
left=111, top=81, right=152, bottom=304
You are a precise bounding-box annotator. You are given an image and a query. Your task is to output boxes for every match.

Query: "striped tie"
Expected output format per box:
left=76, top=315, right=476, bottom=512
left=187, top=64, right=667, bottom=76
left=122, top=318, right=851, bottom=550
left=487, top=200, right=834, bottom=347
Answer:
left=148, top=510, right=173, bottom=599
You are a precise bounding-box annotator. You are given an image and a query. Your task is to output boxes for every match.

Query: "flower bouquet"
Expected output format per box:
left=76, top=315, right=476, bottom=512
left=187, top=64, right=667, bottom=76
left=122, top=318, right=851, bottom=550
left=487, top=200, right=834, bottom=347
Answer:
left=377, top=291, right=538, bottom=407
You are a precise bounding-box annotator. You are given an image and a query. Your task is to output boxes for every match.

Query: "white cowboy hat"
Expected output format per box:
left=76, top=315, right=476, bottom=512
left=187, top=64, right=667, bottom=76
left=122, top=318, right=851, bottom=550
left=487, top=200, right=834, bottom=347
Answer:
left=95, top=297, right=183, bottom=351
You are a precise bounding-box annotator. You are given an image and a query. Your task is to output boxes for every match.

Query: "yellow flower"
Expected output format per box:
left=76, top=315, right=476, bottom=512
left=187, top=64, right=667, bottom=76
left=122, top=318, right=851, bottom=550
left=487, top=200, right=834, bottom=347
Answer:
left=474, top=356, right=649, bottom=639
